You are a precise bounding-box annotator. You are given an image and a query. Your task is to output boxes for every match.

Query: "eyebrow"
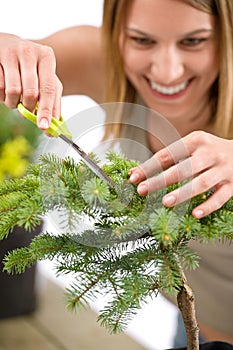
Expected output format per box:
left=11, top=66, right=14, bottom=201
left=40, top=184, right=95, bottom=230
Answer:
left=125, top=27, right=214, bottom=38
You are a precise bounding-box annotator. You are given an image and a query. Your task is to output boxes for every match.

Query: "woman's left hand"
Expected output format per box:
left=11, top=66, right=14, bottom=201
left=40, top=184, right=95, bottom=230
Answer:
left=129, top=131, right=233, bottom=218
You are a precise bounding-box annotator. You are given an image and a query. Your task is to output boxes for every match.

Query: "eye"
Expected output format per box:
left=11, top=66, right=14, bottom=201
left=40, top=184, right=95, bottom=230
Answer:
left=130, top=36, right=155, bottom=46
left=181, top=37, right=207, bottom=47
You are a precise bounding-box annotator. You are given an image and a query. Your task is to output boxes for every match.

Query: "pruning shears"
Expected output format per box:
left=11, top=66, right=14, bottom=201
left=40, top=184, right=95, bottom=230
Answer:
left=17, top=103, right=117, bottom=190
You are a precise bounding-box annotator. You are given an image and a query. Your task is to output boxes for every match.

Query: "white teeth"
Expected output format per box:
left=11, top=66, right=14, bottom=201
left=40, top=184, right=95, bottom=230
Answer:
left=150, top=80, right=188, bottom=95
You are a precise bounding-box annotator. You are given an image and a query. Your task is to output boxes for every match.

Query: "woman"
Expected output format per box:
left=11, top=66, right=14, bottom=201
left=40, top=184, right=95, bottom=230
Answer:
left=0, top=0, right=232, bottom=345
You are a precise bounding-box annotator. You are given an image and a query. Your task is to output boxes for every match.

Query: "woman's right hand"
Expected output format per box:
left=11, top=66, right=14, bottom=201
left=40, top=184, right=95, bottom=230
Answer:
left=0, top=33, right=63, bottom=130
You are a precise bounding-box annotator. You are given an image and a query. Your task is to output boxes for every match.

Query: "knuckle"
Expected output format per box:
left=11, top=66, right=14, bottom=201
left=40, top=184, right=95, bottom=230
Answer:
left=2, top=45, right=16, bottom=59
left=5, top=101, right=17, bottom=109
left=39, top=45, right=55, bottom=60
left=5, top=85, right=22, bottom=97
left=40, top=80, right=56, bottom=96
left=157, top=149, right=172, bottom=168
left=39, top=106, right=52, bottom=118
left=18, top=42, right=35, bottom=57
left=216, top=151, right=228, bottom=165
left=3, top=41, right=32, bottom=59
left=192, top=130, right=212, bottom=146
left=208, top=196, right=224, bottom=213
left=56, top=77, right=63, bottom=93
left=199, top=177, right=211, bottom=190
left=196, top=158, right=206, bottom=171
left=136, top=164, right=148, bottom=179
left=23, top=87, right=38, bottom=100
left=215, top=197, right=225, bottom=210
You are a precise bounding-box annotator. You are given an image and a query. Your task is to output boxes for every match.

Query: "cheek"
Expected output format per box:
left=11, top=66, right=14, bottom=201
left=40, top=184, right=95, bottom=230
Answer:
left=208, top=52, right=219, bottom=78
left=122, top=48, right=148, bottom=78
left=183, top=52, right=217, bottom=94
left=200, top=57, right=219, bottom=87
left=119, top=36, right=149, bottom=76
left=193, top=47, right=219, bottom=82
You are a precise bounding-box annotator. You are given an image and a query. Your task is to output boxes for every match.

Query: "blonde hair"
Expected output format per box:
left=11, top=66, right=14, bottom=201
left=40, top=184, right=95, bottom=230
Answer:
left=102, top=0, right=233, bottom=139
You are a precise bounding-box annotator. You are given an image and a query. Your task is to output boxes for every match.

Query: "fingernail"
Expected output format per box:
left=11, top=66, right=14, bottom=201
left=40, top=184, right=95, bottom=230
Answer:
left=137, top=183, right=147, bottom=195
left=193, top=209, right=204, bottom=219
left=39, top=118, right=49, bottom=129
left=163, top=195, right=176, bottom=206
left=130, top=173, right=140, bottom=183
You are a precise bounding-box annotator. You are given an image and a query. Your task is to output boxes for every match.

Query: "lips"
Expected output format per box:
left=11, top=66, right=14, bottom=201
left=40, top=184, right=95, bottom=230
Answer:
left=149, top=79, right=190, bottom=96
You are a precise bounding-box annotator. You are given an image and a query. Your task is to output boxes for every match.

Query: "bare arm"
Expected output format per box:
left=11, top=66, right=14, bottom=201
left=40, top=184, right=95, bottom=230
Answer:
left=0, top=26, right=104, bottom=129
left=37, top=26, right=105, bottom=102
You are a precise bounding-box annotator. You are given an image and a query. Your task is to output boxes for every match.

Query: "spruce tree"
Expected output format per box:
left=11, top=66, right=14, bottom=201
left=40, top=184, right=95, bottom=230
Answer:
left=0, top=151, right=232, bottom=350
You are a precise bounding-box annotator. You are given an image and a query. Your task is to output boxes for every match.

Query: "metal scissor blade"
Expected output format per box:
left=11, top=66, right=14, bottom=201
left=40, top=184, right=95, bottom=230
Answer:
left=16, top=103, right=117, bottom=189
left=59, top=134, right=117, bottom=190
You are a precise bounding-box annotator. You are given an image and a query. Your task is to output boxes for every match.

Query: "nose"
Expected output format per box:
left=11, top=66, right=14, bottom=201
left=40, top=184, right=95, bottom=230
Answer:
left=151, top=46, right=184, bottom=84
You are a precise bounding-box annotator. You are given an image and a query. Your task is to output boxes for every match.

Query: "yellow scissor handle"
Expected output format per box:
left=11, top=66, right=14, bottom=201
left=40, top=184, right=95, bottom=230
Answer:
left=17, top=103, right=72, bottom=139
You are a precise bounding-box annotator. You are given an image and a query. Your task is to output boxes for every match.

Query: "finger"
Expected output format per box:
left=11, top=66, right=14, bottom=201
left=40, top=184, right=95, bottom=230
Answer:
left=192, top=184, right=233, bottom=218
left=136, top=159, right=192, bottom=196
left=162, top=169, right=223, bottom=207
left=52, top=76, right=63, bottom=120
left=137, top=150, right=218, bottom=196
left=0, top=64, right=5, bottom=102
left=37, top=46, right=57, bottom=129
left=2, top=55, right=22, bottom=108
left=19, top=48, right=39, bottom=112
left=130, top=137, right=191, bottom=184
left=129, top=156, right=164, bottom=184
left=44, top=78, right=63, bottom=137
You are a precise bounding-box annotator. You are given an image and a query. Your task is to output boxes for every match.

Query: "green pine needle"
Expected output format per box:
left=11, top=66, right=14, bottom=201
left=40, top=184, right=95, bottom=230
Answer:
left=0, top=151, right=232, bottom=333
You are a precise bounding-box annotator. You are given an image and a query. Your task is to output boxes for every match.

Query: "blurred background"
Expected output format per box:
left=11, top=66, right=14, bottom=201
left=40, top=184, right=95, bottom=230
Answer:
left=0, top=1, right=178, bottom=349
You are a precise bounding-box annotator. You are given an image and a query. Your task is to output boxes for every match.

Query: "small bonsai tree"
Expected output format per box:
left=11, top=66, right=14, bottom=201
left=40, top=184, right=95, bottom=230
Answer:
left=0, top=151, right=232, bottom=350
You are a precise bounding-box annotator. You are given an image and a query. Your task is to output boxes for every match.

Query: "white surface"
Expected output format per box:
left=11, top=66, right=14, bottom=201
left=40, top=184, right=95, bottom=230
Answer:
left=1, top=0, right=103, bottom=38
left=1, top=1, right=178, bottom=349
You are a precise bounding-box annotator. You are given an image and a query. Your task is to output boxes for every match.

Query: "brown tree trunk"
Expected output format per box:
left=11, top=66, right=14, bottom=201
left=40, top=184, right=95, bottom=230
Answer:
left=177, top=272, right=199, bottom=350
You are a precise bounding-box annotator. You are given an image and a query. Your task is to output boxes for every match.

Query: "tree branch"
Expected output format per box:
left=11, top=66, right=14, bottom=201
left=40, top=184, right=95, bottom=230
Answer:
left=177, top=272, right=199, bottom=350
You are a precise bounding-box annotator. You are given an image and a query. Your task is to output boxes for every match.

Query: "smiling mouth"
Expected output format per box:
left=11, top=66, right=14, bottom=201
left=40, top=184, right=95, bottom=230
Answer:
left=149, top=79, right=190, bottom=95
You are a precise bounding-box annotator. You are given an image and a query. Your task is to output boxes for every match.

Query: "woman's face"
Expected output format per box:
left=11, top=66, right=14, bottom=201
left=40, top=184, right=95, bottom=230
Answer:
left=119, top=0, right=219, bottom=123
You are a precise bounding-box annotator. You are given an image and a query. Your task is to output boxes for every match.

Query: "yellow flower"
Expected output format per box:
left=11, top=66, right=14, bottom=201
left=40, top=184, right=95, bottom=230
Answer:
left=0, top=136, right=32, bottom=180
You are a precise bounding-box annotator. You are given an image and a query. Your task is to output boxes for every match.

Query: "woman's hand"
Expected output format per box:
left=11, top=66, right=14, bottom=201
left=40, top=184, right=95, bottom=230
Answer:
left=129, top=131, right=233, bottom=218
left=0, top=33, right=63, bottom=129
